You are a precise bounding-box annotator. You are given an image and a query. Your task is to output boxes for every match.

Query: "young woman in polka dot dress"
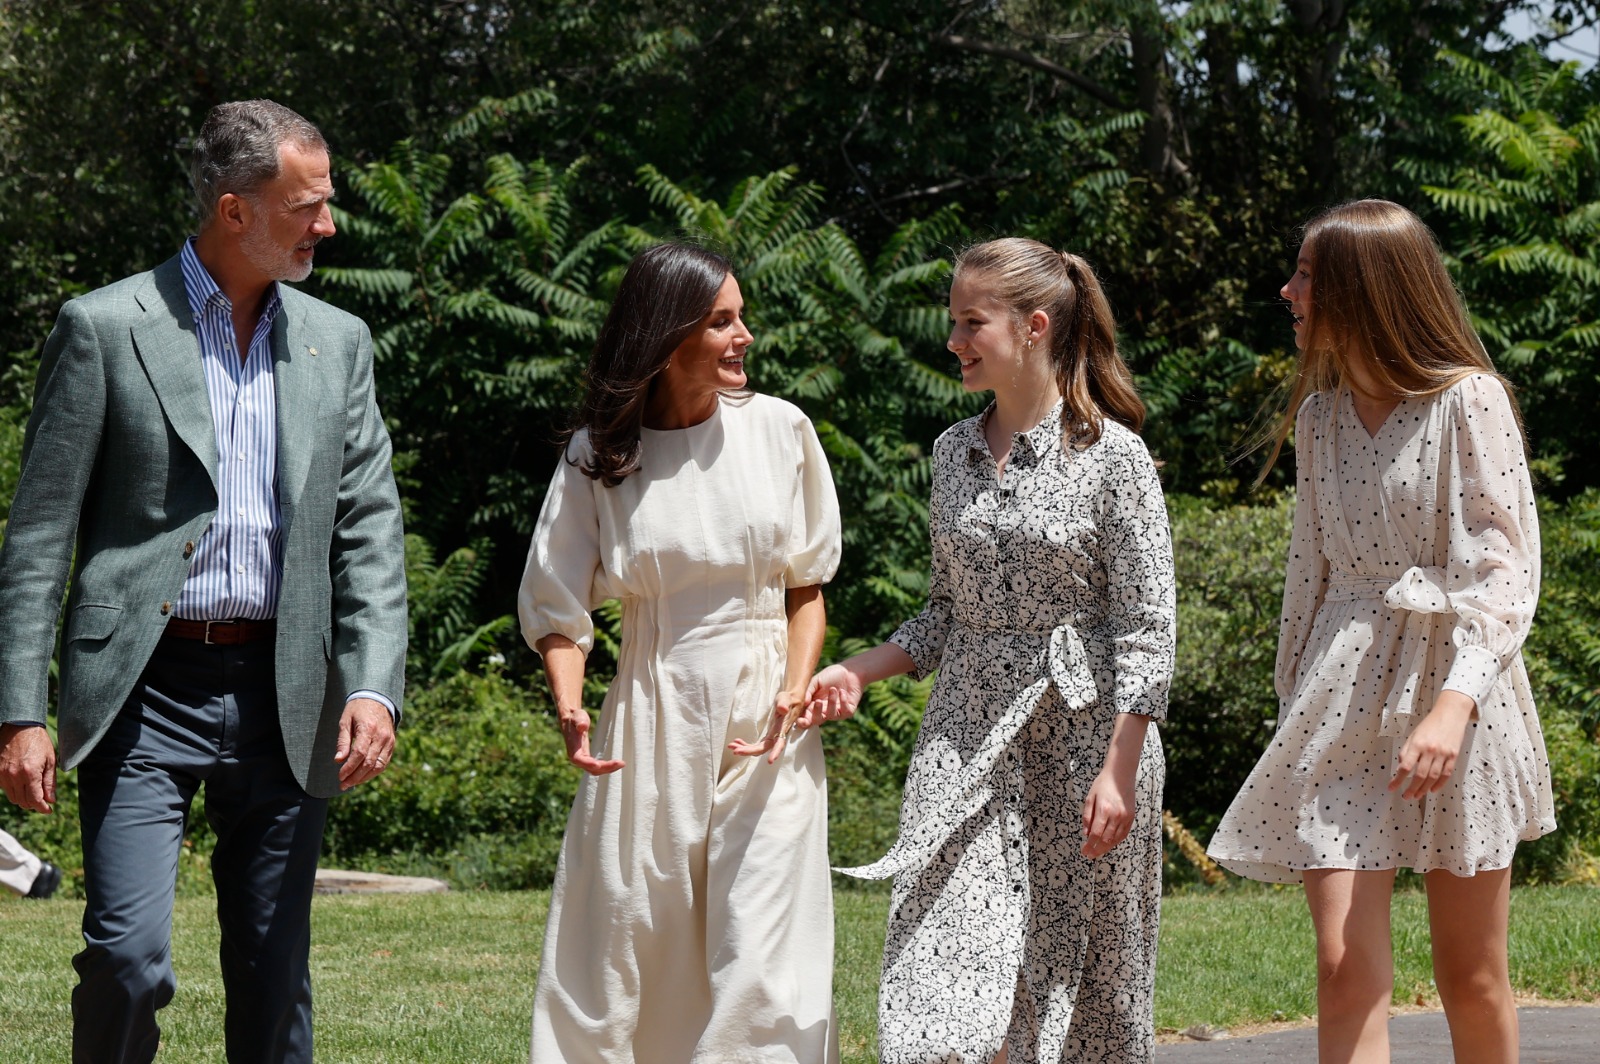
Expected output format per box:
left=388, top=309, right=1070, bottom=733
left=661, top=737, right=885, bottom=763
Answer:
left=799, top=238, right=1175, bottom=1063
left=1207, top=200, right=1555, bottom=1063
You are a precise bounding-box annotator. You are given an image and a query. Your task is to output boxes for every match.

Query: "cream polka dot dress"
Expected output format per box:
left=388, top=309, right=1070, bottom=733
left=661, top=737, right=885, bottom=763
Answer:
left=1208, top=374, right=1555, bottom=882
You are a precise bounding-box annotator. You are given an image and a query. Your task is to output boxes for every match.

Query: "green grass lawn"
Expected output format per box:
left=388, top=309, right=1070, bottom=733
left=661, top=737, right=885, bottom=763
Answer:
left=1, top=885, right=1594, bottom=1062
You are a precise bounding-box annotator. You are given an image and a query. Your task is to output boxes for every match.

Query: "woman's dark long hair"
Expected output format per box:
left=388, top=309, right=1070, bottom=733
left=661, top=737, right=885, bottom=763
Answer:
left=567, top=243, right=732, bottom=486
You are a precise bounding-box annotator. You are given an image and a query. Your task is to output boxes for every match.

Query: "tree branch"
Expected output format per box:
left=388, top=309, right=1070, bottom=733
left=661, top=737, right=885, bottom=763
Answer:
left=826, top=171, right=1022, bottom=224
left=931, top=34, right=1127, bottom=111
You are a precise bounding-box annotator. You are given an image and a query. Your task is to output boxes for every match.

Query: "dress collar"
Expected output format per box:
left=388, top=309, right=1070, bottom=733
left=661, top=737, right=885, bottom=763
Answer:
left=965, top=398, right=1068, bottom=466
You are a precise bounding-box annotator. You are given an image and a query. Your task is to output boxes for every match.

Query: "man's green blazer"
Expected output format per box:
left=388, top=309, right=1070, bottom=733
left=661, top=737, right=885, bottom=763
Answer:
left=0, top=254, right=407, bottom=798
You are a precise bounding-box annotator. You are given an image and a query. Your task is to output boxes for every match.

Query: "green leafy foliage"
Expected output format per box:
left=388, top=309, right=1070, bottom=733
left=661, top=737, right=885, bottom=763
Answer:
left=1163, top=493, right=1295, bottom=843
left=1420, top=49, right=1600, bottom=490
left=404, top=534, right=514, bottom=685
left=322, top=669, right=577, bottom=890
left=1518, top=490, right=1600, bottom=880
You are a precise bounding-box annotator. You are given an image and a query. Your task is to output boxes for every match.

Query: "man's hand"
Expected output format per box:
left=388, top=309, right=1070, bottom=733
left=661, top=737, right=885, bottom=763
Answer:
left=0, top=724, right=58, bottom=813
left=334, top=697, right=396, bottom=790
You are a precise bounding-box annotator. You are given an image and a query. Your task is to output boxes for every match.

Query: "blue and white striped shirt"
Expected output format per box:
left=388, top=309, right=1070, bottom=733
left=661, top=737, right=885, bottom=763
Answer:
left=177, top=239, right=284, bottom=621
left=177, top=241, right=394, bottom=718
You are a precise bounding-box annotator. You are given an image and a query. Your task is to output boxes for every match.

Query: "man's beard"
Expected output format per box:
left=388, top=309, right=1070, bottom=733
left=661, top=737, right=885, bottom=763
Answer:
left=241, top=214, right=315, bottom=283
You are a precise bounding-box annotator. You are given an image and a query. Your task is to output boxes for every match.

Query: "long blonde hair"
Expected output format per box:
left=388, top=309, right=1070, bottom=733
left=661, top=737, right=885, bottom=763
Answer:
left=1260, top=199, right=1517, bottom=477
left=953, top=238, right=1144, bottom=448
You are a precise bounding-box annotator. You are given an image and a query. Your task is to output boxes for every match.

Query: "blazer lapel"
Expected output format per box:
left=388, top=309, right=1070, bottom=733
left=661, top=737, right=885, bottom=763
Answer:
left=273, top=301, right=321, bottom=526
left=132, top=258, right=219, bottom=492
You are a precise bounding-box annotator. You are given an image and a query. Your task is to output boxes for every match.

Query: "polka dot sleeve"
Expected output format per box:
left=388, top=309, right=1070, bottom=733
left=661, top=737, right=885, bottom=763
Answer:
left=1274, top=393, right=1332, bottom=712
left=1439, top=374, right=1541, bottom=710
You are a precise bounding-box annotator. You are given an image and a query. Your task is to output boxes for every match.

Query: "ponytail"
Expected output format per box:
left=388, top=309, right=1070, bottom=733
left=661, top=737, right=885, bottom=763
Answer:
left=1057, top=252, right=1144, bottom=447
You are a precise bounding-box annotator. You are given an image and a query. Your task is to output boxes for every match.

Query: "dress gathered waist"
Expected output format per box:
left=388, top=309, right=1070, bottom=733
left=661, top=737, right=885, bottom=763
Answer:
left=948, top=610, right=1096, bottom=636
left=838, top=617, right=1097, bottom=882
left=1325, top=565, right=1455, bottom=735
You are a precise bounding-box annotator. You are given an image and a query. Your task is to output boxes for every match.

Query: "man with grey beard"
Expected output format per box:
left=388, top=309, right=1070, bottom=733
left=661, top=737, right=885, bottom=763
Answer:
left=0, top=99, right=407, bottom=1063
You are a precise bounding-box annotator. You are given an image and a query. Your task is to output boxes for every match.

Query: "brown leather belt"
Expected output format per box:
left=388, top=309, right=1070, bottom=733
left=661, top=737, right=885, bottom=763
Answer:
left=163, top=618, right=277, bottom=645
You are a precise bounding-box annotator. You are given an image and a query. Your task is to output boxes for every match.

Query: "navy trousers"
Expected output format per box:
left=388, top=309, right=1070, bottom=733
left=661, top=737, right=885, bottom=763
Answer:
left=73, top=633, right=328, bottom=1064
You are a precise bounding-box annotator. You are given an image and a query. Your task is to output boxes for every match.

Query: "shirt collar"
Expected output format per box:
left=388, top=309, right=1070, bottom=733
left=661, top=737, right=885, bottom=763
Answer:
left=965, top=398, right=1068, bottom=466
left=179, top=237, right=283, bottom=328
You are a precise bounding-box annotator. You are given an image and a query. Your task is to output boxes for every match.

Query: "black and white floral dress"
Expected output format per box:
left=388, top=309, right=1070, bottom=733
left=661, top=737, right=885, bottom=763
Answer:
left=839, top=402, right=1175, bottom=1063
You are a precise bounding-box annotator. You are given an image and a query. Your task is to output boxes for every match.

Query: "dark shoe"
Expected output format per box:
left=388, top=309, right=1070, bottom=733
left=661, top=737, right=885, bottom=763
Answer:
left=25, top=861, right=61, bottom=899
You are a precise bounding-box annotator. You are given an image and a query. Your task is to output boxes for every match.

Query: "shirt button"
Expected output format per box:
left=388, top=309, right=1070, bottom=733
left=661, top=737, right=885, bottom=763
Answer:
left=237, top=564, right=246, bottom=574
left=237, top=507, right=245, bottom=516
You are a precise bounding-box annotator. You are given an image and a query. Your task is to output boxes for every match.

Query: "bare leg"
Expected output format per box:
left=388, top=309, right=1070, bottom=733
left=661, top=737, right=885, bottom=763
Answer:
left=1424, top=867, right=1517, bottom=1063
left=1303, top=868, right=1397, bottom=1063
left=990, top=1043, right=1007, bottom=1064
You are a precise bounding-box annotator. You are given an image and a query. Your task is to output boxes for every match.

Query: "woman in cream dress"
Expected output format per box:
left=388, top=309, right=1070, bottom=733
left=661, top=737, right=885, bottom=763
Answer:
left=1208, top=200, right=1554, bottom=1063
left=519, top=243, right=842, bottom=1063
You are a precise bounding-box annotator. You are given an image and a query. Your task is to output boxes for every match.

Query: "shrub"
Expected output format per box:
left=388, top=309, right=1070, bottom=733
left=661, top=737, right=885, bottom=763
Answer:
left=1518, top=490, right=1600, bottom=880
left=321, top=668, right=577, bottom=890
left=1163, top=493, right=1293, bottom=844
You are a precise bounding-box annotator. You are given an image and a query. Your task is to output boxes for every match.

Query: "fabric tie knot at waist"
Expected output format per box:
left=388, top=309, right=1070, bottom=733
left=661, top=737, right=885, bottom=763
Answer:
left=1328, top=565, right=1453, bottom=736
left=836, top=620, right=1097, bottom=882
left=1048, top=624, right=1097, bottom=711
left=1382, top=565, right=1450, bottom=614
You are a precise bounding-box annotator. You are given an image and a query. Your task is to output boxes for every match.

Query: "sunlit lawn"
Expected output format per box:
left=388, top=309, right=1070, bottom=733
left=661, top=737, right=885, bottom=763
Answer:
left=1, top=884, right=1594, bottom=1062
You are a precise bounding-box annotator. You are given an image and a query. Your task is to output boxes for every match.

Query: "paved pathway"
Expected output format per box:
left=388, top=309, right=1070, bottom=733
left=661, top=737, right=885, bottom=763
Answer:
left=1156, top=1006, right=1600, bottom=1062
left=313, top=868, right=448, bottom=894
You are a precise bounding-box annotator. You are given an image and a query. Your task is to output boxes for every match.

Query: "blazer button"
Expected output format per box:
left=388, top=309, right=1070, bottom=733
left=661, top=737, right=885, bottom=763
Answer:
left=183, top=541, right=195, bottom=559
left=160, top=602, right=172, bottom=615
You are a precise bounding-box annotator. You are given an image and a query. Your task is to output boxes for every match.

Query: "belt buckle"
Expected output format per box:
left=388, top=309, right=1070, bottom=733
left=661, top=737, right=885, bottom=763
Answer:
left=204, top=619, right=222, bottom=645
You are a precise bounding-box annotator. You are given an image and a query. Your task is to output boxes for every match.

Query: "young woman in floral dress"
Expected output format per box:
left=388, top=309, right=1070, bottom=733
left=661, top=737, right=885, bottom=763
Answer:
left=799, top=238, right=1175, bottom=1063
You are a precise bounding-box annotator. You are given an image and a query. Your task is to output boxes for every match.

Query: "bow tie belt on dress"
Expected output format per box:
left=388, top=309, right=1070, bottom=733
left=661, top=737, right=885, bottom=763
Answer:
left=1325, top=566, right=1455, bottom=737
left=838, top=618, right=1098, bottom=882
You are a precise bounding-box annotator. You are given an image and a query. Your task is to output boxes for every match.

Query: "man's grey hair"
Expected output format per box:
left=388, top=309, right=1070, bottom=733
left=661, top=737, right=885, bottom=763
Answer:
left=190, top=100, right=327, bottom=224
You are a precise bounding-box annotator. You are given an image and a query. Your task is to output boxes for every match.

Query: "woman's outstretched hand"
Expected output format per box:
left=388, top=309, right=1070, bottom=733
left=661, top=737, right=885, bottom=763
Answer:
left=728, top=690, right=808, bottom=764
left=802, top=663, right=865, bottom=729
left=728, top=652, right=897, bottom=763
left=559, top=706, right=625, bottom=775
left=1390, top=690, right=1474, bottom=799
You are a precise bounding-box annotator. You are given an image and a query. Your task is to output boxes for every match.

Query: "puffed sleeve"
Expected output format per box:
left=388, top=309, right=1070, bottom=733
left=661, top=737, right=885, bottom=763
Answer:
left=888, top=436, right=955, bottom=679
left=518, top=436, right=604, bottom=656
left=1275, top=394, right=1331, bottom=710
left=1097, top=430, right=1176, bottom=721
left=1439, top=374, right=1540, bottom=708
left=783, top=414, right=843, bottom=587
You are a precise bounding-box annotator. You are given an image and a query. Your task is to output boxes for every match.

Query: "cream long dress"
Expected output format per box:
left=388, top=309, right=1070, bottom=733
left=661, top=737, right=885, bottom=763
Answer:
left=1208, top=374, right=1555, bottom=882
left=518, top=392, right=843, bottom=1064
